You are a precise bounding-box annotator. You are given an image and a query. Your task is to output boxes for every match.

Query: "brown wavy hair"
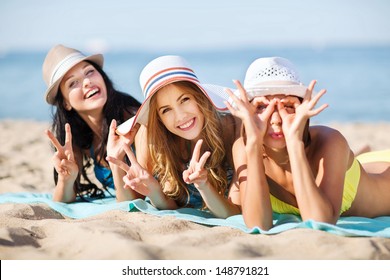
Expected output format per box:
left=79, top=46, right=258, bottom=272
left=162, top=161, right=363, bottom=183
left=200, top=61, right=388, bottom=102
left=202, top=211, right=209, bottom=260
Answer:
left=147, top=81, right=228, bottom=207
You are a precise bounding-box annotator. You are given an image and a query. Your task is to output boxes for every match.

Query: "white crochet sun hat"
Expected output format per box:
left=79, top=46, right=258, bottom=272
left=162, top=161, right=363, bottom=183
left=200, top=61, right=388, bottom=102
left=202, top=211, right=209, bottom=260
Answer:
left=116, top=55, right=230, bottom=135
left=243, top=57, right=309, bottom=99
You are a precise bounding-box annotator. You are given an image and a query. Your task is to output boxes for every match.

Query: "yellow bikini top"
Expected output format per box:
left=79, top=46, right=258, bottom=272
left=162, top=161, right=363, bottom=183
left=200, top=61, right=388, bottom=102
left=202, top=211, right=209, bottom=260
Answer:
left=270, top=158, right=360, bottom=215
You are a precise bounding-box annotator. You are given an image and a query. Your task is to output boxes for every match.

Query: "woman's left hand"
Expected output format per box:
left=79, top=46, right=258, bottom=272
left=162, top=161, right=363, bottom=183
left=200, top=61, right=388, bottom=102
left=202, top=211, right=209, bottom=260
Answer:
left=182, top=139, right=211, bottom=189
left=278, top=80, right=328, bottom=141
left=107, top=119, right=139, bottom=159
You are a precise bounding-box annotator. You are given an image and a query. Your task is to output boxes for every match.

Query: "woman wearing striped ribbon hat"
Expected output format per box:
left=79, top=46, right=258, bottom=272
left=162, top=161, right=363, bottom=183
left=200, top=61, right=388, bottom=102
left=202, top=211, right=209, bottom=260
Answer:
left=108, top=55, right=241, bottom=218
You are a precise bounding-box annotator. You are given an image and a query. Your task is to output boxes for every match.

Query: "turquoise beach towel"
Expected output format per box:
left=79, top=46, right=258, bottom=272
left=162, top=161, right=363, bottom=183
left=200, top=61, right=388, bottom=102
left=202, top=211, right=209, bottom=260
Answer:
left=1, top=192, right=390, bottom=237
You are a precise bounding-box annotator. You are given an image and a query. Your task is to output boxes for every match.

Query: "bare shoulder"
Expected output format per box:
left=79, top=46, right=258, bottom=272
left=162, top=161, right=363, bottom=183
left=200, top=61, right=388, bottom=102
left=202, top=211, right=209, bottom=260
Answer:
left=309, top=125, right=351, bottom=157
left=310, top=125, right=347, bottom=143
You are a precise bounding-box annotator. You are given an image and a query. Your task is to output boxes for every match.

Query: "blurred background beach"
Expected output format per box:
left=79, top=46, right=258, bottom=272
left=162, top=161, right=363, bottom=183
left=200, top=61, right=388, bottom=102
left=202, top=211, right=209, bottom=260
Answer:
left=0, top=0, right=389, bottom=124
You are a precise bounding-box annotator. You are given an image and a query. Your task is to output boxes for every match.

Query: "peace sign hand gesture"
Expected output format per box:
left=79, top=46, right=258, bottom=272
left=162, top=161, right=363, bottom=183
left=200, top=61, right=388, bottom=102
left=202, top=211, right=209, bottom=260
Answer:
left=106, top=144, right=159, bottom=197
left=182, top=139, right=211, bottom=190
left=45, top=123, right=79, bottom=183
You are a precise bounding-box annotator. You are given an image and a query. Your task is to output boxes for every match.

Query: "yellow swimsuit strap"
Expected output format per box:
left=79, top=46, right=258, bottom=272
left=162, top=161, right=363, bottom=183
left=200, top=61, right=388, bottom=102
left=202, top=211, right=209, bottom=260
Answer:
left=341, top=157, right=360, bottom=213
left=356, top=149, right=390, bottom=164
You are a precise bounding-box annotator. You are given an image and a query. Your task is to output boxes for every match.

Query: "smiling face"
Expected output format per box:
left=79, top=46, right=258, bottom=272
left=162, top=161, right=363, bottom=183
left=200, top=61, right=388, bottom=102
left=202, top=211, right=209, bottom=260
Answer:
left=155, top=83, right=205, bottom=141
left=59, top=61, right=107, bottom=115
left=252, top=94, right=301, bottom=149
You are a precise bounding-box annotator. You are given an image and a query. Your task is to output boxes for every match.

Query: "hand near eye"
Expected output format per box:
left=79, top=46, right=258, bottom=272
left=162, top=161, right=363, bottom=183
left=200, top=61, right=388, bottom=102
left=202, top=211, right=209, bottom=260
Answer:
left=225, top=80, right=275, bottom=143
left=45, top=123, right=79, bottom=183
left=182, top=139, right=211, bottom=190
left=106, top=144, right=159, bottom=197
left=278, top=80, right=328, bottom=141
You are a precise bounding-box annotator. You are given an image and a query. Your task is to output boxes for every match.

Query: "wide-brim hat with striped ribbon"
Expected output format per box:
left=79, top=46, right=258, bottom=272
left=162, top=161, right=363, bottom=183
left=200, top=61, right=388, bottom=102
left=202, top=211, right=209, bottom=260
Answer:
left=42, top=44, right=104, bottom=104
left=116, top=55, right=229, bottom=135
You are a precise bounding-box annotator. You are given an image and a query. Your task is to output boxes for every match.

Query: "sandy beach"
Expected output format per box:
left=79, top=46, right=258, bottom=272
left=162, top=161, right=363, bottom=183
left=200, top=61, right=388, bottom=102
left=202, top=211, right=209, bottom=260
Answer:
left=1, top=119, right=390, bottom=260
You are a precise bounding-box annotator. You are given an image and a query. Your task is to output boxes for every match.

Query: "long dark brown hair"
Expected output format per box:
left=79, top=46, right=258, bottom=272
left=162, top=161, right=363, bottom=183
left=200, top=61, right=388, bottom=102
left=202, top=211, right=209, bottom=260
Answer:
left=50, top=60, right=141, bottom=199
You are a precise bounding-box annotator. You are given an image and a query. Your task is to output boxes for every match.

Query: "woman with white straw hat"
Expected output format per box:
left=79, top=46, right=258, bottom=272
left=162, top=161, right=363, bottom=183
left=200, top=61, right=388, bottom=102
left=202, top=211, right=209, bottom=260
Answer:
left=43, top=44, right=142, bottom=203
left=107, top=55, right=241, bottom=218
left=226, top=57, right=390, bottom=230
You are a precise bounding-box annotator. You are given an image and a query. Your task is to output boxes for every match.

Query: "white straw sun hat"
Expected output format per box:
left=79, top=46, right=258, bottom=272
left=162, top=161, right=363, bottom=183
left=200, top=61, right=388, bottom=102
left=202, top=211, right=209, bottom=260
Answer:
left=42, top=44, right=104, bottom=104
left=243, top=57, right=309, bottom=99
left=116, top=55, right=230, bottom=135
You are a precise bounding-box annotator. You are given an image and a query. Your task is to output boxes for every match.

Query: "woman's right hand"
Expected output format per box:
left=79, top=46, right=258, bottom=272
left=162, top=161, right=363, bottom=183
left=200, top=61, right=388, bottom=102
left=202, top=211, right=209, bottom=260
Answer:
left=182, top=139, right=211, bottom=190
left=225, top=80, right=275, bottom=144
left=45, top=123, right=79, bottom=183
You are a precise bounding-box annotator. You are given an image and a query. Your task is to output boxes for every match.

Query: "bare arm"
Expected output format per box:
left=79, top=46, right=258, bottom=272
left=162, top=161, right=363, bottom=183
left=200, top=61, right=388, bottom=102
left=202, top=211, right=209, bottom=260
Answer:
left=226, top=81, right=274, bottom=230
left=108, top=125, right=178, bottom=209
left=107, top=119, right=143, bottom=202
left=45, top=123, right=78, bottom=203
left=280, top=81, right=345, bottom=224
left=286, top=128, right=349, bottom=224
left=183, top=139, right=241, bottom=218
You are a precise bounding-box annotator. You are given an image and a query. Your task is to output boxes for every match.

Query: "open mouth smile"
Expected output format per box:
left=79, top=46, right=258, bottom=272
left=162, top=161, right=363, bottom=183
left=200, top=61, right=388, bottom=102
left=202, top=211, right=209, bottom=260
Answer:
left=85, top=88, right=99, bottom=99
left=178, top=118, right=195, bottom=130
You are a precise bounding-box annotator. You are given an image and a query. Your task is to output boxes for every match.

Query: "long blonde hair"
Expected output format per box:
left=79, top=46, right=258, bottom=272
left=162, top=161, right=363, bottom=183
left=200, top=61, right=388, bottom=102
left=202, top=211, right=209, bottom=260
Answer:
left=147, top=81, right=228, bottom=207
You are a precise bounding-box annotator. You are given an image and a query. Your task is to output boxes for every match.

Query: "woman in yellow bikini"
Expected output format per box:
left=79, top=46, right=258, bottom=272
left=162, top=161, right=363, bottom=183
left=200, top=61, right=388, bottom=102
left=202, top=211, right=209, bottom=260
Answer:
left=226, top=57, right=390, bottom=230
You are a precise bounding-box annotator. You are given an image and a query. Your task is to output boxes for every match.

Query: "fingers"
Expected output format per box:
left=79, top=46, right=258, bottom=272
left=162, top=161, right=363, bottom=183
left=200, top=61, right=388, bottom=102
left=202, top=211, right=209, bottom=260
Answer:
left=308, top=89, right=328, bottom=116
left=45, top=129, right=63, bottom=152
left=64, top=123, right=75, bottom=160
left=224, top=80, right=249, bottom=113
left=106, top=155, right=130, bottom=172
left=109, top=119, right=117, bottom=138
left=224, top=88, right=239, bottom=113
left=311, top=103, right=329, bottom=116
left=125, top=123, right=140, bottom=139
left=123, top=144, right=138, bottom=165
left=58, top=157, right=76, bottom=176
left=182, top=170, right=190, bottom=183
left=185, top=149, right=210, bottom=183
left=123, top=177, right=150, bottom=196
left=120, top=123, right=140, bottom=146
left=262, top=99, right=276, bottom=120
left=198, top=151, right=211, bottom=168
left=233, top=80, right=249, bottom=102
left=187, top=169, right=208, bottom=182
left=64, top=123, right=72, bottom=145
left=64, top=150, right=73, bottom=161
left=308, top=80, right=317, bottom=92
left=311, top=89, right=327, bottom=105
left=190, top=139, right=203, bottom=163
left=306, top=80, right=327, bottom=102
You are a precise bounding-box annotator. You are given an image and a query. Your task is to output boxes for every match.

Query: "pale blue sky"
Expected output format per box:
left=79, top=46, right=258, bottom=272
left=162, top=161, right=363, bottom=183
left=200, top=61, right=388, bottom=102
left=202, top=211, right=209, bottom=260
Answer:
left=0, top=0, right=389, bottom=53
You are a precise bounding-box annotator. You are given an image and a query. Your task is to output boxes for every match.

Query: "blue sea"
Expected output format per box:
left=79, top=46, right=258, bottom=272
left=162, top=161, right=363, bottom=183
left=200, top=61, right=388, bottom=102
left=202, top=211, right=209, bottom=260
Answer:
left=1, top=46, right=389, bottom=124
